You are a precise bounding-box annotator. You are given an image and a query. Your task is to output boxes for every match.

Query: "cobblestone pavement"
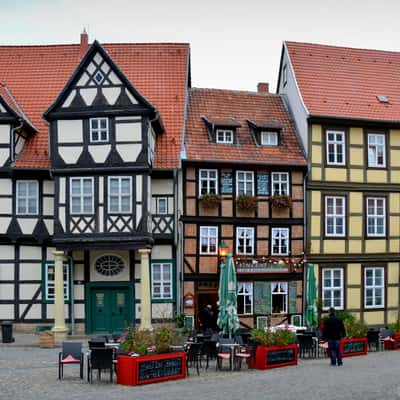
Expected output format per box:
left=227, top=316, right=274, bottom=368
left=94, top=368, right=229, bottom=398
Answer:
left=1, top=338, right=400, bottom=400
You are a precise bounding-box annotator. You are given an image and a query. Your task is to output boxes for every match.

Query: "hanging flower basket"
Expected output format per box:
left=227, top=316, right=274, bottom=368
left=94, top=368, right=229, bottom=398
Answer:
left=236, top=195, right=258, bottom=212
left=199, top=194, right=221, bottom=209
left=270, top=195, right=292, bottom=209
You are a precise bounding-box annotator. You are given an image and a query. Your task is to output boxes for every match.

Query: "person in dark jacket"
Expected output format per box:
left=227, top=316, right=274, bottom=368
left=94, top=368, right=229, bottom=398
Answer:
left=199, top=305, right=214, bottom=335
left=323, top=307, right=346, bottom=366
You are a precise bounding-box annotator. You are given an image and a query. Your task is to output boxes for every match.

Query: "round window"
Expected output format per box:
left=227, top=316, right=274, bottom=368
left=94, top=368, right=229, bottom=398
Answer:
left=95, top=254, right=125, bottom=277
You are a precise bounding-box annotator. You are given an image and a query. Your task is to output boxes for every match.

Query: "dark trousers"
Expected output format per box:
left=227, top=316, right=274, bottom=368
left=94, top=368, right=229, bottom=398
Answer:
left=328, top=339, right=343, bottom=365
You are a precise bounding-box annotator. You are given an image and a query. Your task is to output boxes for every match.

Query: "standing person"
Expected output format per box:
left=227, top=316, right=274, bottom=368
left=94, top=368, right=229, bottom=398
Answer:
left=323, top=307, right=346, bottom=366
left=199, top=304, right=214, bottom=335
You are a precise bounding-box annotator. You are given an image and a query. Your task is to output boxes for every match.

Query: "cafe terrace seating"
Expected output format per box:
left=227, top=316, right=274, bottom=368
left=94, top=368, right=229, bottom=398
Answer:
left=87, top=347, right=114, bottom=383
left=58, top=342, right=84, bottom=380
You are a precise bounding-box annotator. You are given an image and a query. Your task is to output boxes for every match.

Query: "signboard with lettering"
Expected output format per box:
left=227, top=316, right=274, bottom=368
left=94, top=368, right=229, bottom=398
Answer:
left=341, top=338, right=367, bottom=357
left=138, top=356, right=183, bottom=383
left=257, top=173, right=269, bottom=195
left=221, top=172, right=233, bottom=194
left=267, top=348, right=295, bottom=365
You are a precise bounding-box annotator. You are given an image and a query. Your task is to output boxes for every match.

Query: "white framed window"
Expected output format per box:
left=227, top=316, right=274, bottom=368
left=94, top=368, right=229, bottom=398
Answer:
left=156, top=197, right=168, bottom=215
left=366, top=197, right=385, bottom=237
left=200, top=226, right=218, bottom=254
left=237, top=282, right=253, bottom=315
left=199, top=169, right=218, bottom=195
left=44, top=262, right=69, bottom=302
left=108, top=176, right=132, bottom=214
left=322, top=268, right=343, bottom=310
left=368, top=133, right=386, bottom=168
left=271, top=172, right=289, bottom=195
left=271, top=227, right=289, bottom=255
left=325, top=196, right=346, bottom=237
left=95, top=254, right=125, bottom=277
left=271, top=282, right=288, bottom=313
left=90, top=117, right=109, bottom=143
left=364, top=267, right=384, bottom=308
left=16, top=180, right=39, bottom=215
left=151, top=262, right=173, bottom=300
left=261, top=131, right=278, bottom=146
left=326, top=130, right=345, bottom=165
left=236, top=227, right=254, bottom=255
left=216, top=129, right=233, bottom=144
left=70, top=177, right=94, bottom=214
left=236, top=171, right=254, bottom=196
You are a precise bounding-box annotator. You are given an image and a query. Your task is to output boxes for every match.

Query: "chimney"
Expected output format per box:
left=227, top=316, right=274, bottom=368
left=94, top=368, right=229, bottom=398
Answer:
left=79, top=28, right=89, bottom=59
left=257, top=82, right=269, bottom=93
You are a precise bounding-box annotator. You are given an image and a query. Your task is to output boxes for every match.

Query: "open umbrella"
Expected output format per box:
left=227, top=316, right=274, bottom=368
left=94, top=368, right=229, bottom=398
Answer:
left=305, top=263, right=318, bottom=327
left=217, top=253, right=239, bottom=337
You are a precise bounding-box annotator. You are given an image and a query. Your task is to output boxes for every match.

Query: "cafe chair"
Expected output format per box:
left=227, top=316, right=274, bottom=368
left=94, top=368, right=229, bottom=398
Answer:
left=186, top=342, right=202, bottom=376
left=87, top=347, right=114, bottom=383
left=201, top=340, right=218, bottom=369
left=298, top=334, right=317, bottom=358
left=58, top=342, right=84, bottom=380
left=379, top=328, right=394, bottom=351
left=216, top=338, right=235, bottom=371
left=367, top=329, right=380, bottom=351
left=88, top=339, right=106, bottom=349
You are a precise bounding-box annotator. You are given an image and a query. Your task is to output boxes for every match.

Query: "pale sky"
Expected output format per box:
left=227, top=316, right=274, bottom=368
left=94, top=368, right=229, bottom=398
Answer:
left=1, top=0, right=400, bottom=92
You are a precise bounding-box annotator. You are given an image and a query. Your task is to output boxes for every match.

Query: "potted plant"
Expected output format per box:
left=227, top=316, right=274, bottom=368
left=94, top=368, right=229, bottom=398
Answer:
left=340, top=317, right=368, bottom=357
left=388, top=320, right=400, bottom=349
left=117, top=326, right=187, bottom=386
left=270, top=195, right=292, bottom=209
left=199, top=193, right=221, bottom=209
left=236, top=195, right=258, bottom=212
left=249, top=328, right=298, bottom=370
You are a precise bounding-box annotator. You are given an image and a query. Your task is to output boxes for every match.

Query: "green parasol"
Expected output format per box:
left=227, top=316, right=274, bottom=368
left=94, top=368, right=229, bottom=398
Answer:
left=305, top=263, right=318, bottom=327
left=217, top=253, right=239, bottom=337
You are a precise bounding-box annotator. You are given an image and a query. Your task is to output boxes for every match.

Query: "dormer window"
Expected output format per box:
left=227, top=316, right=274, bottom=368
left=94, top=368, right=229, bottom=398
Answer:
left=261, top=131, right=278, bottom=146
left=90, top=117, right=109, bottom=143
left=216, top=129, right=233, bottom=144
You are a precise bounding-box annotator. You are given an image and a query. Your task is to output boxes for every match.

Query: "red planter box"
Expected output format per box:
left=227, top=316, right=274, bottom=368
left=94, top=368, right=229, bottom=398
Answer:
left=340, top=337, right=368, bottom=357
left=117, top=352, right=186, bottom=386
left=253, top=344, right=298, bottom=370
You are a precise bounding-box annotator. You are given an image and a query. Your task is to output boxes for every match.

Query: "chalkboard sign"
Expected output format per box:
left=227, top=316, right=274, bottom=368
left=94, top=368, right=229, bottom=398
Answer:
left=257, top=173, right=269, bottom=195
left=138, top=356, right=183, bottom=383
left=343, top=340, right=365, bottom=354
left=221, top=172, right=233, bottom=194
left=267, top=348, right=295, bottom=365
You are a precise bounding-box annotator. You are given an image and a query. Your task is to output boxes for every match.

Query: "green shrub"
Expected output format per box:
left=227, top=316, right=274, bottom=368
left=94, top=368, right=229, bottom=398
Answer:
left=344, top=319, right=368, bottom=339
left=388, top=319, right=400, bottom=333
left=250, top=328, right=296, bottom=347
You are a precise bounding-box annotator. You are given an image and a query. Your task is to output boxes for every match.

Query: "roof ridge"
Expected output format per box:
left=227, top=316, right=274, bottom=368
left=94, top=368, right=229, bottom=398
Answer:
left=0, top=42, right=189, bottom=49
left=190, top=87, right=281, bottom=97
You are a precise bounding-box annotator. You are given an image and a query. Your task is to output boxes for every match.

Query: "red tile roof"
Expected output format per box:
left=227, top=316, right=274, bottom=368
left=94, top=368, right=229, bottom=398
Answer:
left=285, top=41, right=400, bottom=122
left=0, top=42, right=189, bottom=169
left=185, top=88, right=306, bottom=166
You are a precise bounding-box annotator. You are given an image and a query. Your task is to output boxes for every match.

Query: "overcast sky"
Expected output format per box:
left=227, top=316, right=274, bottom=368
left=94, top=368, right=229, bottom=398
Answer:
left=1, top=0, right=399, bottom=92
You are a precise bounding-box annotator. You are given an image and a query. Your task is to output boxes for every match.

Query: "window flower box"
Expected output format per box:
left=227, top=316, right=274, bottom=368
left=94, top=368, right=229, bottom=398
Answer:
left=236, top=195, right=258, bottom=212
left=251, top=344, right=298, bottom=370
left=340, top=337, right=368, bottom=357
left=270, top=195, right=292, bottom=209
left=117, top=352, right=186, bottom=386
left=199, top=194, right=221, bottom=209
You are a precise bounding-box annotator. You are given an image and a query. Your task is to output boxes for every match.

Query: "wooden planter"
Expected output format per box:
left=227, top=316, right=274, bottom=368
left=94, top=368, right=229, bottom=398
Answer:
left=117, top=352, right=186, bottom=386
left=253, top=344, right=298, bottom=370
left=39, top=331, right=54, bottom=348
left=340, top=337, right=368, bottom=357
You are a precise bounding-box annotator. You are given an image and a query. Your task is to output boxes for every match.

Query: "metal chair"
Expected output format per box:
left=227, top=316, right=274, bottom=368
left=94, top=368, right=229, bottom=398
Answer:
left=186, top=342, right=202, bottom=375
left=87, top=347, right=114, bottom=383
left=367, top=329, right=380, bottom=351
left=88, top=339, right=106, bottom=349
left=216, top=338, right=235, bottom=370
left=380, top=328, right=394, bottom=351
left=298, top=334, right=317, bottom=358
left=58, top=342, right=84, bottom=380
left=201, top=340, right=218, bottom=369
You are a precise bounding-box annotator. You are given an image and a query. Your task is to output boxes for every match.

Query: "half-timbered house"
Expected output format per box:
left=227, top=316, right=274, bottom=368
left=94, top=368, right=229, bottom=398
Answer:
left=0, top=33, right=189, bottom=336
left=278, top=42, right=400, bottom=326
left=182, top=85, right=307, bottom=329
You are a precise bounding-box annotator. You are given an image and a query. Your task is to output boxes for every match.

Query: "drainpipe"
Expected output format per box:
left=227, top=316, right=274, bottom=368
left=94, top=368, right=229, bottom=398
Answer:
left=303, top=168, right=309, bottom=324
left=64, top=255, right=75, bottom=336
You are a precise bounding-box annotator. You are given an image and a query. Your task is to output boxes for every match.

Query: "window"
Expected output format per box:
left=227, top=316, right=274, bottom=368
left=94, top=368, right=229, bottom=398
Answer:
left=271, top=282, right=288, bottom=313
left=236, top=171, right=254, bottom=196
left=200, top=226, right=218, bottom=254
left=108, top=177, right=132, bottom=214
left=237, top=282, right=253, bottom=314
left=44, top=262, right=69, bottom=302
left=95, top=254, right=125, bottom=277
left=90, top=117, right=109, bottom=143
left=271, top=172, right=289, bottom=195
left=216, top=129, right=233, bottom=144
left=325, top=196, right=346, bottom=237
left=271, top=228, right=289, bottom=255
left=16, top=180, right=39, bottom=215
left=364, top=267, right=384, bottom=308
left=326, top=130, right=345, bottom=165
left=282, top=64, right=288, bottom=86
left=199, top=169, right=218, bottom=195
left=236, top=227, right=254, bottom=255
left=366, top=197, right=385, bottom=237
left=151, top=262, right=173, bottom=300
left=156, top=197, right=168, bottom=215
left=368, top=133, right=386, bottom=167
left=70, top=177, right=94, bottom=214
left=261, top=131, right=278, bottom=146
left=322, top=268, right=343, bottom=310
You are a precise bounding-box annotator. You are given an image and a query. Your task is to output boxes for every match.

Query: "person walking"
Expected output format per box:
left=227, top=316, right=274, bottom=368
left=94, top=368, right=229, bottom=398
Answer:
left=323, top=307, right=346, bottom=366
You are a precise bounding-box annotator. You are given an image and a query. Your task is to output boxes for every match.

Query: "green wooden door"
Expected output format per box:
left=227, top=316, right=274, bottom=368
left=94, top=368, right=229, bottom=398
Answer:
left=110, top=289, right=129, bottom=333
left=92, top=289, right=110, bottom=333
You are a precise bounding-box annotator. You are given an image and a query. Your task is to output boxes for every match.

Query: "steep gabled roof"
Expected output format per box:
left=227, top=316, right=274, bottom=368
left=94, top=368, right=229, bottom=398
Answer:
left=0, top=41, right=189, bottom=169
left=285, top=41, right=400, bottom=123
left=185, top=88, right=306, bottom=166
